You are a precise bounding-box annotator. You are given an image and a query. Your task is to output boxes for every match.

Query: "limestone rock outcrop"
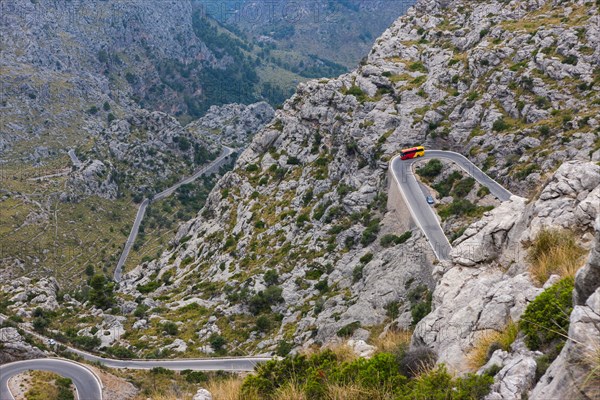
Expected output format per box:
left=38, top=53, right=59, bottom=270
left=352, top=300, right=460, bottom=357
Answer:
left=0, top=327, right=46, bottom=363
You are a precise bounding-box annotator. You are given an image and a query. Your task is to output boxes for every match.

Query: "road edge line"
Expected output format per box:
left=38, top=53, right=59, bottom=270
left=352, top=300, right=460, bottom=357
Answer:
left=389, top=155, right=446, bottom=260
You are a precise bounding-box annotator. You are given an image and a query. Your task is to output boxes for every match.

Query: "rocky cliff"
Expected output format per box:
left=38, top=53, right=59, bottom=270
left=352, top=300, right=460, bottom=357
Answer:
left=114, top=0, right=599, bottom=361
left=0, top=327, right=46, bottom=364
left=1, top=1, right=598, bottom=396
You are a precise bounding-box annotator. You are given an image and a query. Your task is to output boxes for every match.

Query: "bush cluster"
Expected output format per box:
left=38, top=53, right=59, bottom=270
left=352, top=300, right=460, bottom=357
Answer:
left=416, top=159, right=443, bottom=180
left=241, top=349, right=493, bottom=399
left=380, top=231, right=413, bottom=248
left=520, top=277, right=574, bottom=351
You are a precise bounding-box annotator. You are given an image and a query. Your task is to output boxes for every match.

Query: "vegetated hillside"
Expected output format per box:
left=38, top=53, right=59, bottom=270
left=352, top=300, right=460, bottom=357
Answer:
left=1, top=1, right=598, bottom=397
left=0, top=0, right=277, bottom=281
left=78, top=0, right=598, bottom=360
left=199, top=0, right=416, bottom=68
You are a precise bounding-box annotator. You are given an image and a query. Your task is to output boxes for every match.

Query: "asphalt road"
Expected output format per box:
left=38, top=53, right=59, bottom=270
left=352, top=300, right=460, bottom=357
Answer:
left=390, top=150, right=512, bottom=260
left=0, top=314, right=270, bottom=400
left=0, top=358, right=102, bottom=400
left=113, top=146, right=234, bottom=282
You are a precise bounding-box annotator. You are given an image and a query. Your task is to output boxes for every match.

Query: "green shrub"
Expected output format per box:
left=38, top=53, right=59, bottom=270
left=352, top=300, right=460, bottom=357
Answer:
left=352, top=265, right=365, bottom=283
left=433, top=171, right=462, bottom=197
left=133, top=304, right=149, bottom=318
left=89, top=274, right=115, bottom=309
left=359, top=253, right=373, bottom=264
left=520, top=277, right=574, bottom=351
left=492, top=118, right=510, bottom=132
left=535, top=96, right=551, bottom=109
left=162, top=321, right=178, bottom=335
left=305, top=266, right=324, bottom=281
left=337, top=321, right=361, bottom=337
left=385, top=301, right=400, bottom=320
left=562, top=54, right=578, bottom=65
left=315, top=279, right=329, bottom=293
left=240, top=348, right=492, bottom=400
left=380, top=231, right=412, bottom=247
left=209, top=334, right=227, bottom=352
left=105, top=345, right=136, bottom=359
left=408, top=61, right=428, bottom=73
left=137, top=280, right=160, bottom=294
left=263, top=269, right=279, bottom=286
left=296, top=213, right=310, bottom=226
left=477, top=186, right=490, bottom=197
left=467, top=92, right=479, bottom=101
left=344, top=85, right=367, bottom=102
left=275, top=340, right=293, bottom=357
left=256, top=315, right=272, bottom=332
left=182, top=370, right=208, bottom=383
left=416, top=159, right=443, bottom=180
left=71, top=335, right=101, bottom=351
left=361, top=218, right=381, bottom=246
left=249, top=286, right=284, bottom=314
left=438, top=199, right=493, bottom=220
left=453, top=177, right=476, bottom=198
left=408, top=285, right=432, bottom=326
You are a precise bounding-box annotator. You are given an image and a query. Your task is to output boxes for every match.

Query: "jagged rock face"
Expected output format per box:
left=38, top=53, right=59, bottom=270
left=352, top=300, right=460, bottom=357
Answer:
left=530, top=287, right=600, bottom=400
left=1, top=277, right=61, bottom=315
left=117, top=0, right=599, bottom=355
left=186, top=102, right=276, bottom=146
left=524, top=161, right=600, bottom=240
left=1, top=0, right=216, bottom=156
left=575, top=216, right=600, bottom=305
left=481, top=338, right=542, bottom=400
left=413, top=161, right=600, bottom=374
left=0, top=327, right=46, bottom=363
left=369, top=0, right=599, bottom=195
left=63, top=159, right=119, bottom=201
left=528, top=216, right=600, bottom=399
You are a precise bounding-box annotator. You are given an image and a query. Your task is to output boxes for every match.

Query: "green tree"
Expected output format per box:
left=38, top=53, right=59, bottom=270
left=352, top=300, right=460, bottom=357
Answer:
left=209, top=334, right=227, bottom=352
left=88, top=274, right=115, bottom=309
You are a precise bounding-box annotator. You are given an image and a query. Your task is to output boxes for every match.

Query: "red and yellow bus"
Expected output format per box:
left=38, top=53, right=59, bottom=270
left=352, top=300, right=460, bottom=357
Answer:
left=400, top=146, right=425, bottom=160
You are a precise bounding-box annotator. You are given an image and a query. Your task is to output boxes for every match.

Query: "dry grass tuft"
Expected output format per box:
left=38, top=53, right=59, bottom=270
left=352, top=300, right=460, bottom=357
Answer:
left=467, top=320, right=519, bottom=371
left=205, top=376, right=244, bottom=400
left=326, top=383, right=387, bottom=400
left=302, top=342, right=358, bottom=363
left=274, top=381, right=308, bottom=400
left=528, top=229, right=587, bottom=285
left=372, top=329, right=412, bottom=354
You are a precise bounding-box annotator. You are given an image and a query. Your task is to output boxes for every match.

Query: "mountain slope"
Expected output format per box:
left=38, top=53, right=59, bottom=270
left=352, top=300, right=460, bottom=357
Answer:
left=110, top=0, right=599, bottom=357
left=0, top=3, right=598, bottom=395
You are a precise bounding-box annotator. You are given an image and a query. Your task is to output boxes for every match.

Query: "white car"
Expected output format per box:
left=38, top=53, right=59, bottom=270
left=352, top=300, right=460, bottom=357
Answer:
left=48, top=339, right=56, bottom=346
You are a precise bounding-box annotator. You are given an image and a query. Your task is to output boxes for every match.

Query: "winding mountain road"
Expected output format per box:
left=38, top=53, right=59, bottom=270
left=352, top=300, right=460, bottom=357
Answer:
left=0, top=359, right=103, bottom=400
left=390, top=150, right=512, bottom=260
left=0, top=314, right=269, bottom=400
left=0, top=149, right=511, bottom=399
left=114, top=146, right=234, bottom=282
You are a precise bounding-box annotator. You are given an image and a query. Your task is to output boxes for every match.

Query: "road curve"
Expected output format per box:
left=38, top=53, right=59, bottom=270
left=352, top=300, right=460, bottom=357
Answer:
left=0, top=313, right=269, bottom=372
left=114, top=146, right=234, bottom=282
left=390, top=150, right=512, bottom=260
left=0, top=314, right=270, bottom=399
left=0, top=358, right=103, bottom=400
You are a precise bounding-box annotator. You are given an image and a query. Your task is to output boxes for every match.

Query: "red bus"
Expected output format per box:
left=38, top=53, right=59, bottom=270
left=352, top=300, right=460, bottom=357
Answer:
left=400, top=146, right=425, bottom=160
